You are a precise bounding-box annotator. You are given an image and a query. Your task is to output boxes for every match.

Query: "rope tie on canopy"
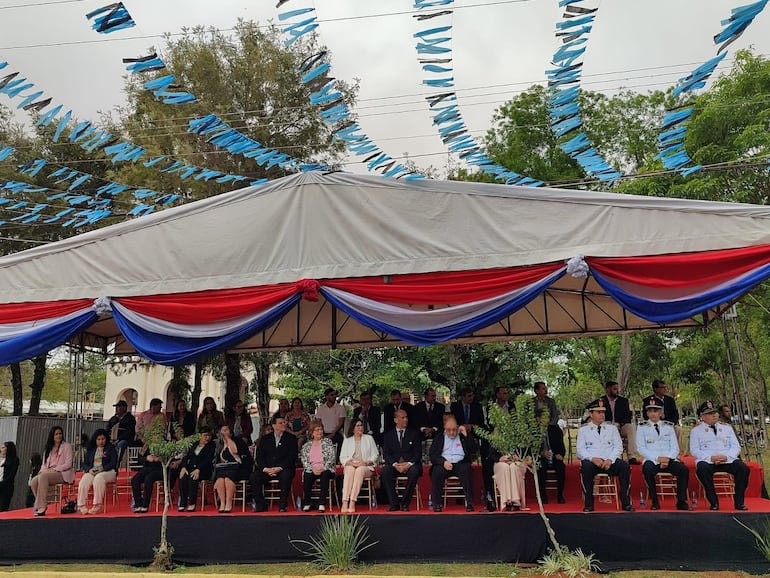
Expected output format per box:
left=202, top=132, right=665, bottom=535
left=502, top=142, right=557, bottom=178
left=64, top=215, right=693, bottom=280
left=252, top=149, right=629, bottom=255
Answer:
left=566, top=254, right=589, bottom=278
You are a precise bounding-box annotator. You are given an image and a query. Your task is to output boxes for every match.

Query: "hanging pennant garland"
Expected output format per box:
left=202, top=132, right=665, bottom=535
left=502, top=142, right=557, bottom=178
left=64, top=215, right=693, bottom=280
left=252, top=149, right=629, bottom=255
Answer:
left=277, top=2, right=423, bottom=180
left=654, top=0, right=769, bottom=176
left=86, top=2, right=136, bottom=34
left=412, top=0, right=542, bottom=186
left=547, top=0, right=621, bottom=182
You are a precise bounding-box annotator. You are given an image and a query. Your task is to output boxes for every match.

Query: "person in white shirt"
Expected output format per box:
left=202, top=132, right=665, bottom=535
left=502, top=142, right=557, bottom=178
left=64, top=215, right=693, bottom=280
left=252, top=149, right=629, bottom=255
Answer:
left=577, top=399, right=633, bottom=512
left=636, top=396, right=690, bottom=510
left=689, top=400, right=749, bottom=511
left=315, top=387, right=346, bottom=459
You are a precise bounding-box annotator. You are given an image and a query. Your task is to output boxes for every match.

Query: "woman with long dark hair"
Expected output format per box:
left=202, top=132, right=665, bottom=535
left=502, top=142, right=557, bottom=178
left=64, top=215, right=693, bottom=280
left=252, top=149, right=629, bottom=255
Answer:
left=213, top=425, right=252, bottom=513
left=196, top=397, right=225, bottom=435
left=170, top=399, right=196, bottom=440
left=30, top=426, right=74, bottom=516
left=0, top=441, right=20, bottom=511
left=178, top=427, right=215, bottom=512
left=76, top=428, right=118, bottom=514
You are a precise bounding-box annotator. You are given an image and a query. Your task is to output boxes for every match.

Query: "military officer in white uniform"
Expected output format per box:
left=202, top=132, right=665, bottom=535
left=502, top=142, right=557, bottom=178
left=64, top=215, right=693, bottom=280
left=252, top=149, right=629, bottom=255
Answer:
left=577, top=399, right=634, bottom=512
left=636, top=396, right=691, bottom=510
left=689, top=400, right=750, bottom=511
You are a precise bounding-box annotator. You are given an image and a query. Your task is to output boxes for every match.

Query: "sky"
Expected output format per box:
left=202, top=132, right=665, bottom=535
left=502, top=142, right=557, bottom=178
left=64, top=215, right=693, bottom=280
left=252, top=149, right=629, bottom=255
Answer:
left=0, top=0, right=768, bottom=177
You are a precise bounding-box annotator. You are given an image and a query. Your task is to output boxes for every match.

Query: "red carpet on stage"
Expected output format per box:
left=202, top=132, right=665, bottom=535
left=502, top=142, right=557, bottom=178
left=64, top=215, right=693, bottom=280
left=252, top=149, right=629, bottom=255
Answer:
left=0, top=458, right=764, bottom=520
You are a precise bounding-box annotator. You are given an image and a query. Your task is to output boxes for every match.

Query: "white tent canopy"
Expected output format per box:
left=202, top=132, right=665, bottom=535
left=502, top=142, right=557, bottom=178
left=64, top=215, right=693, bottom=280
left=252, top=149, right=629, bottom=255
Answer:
left=1, top=171, right=769, bottom=357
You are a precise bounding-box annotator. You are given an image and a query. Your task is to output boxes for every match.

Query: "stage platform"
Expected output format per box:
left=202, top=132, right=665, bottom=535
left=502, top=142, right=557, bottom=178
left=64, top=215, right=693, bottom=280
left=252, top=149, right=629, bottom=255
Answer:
left=0, top=459, right=767, bottom=572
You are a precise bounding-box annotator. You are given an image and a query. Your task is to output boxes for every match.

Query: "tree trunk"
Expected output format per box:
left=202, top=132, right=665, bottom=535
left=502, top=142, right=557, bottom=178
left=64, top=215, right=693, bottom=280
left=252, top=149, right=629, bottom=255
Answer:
left=169, top=366, right=189, bottom=405
left=224, top=353, right=241, bottom=413
left=530, top=465, right=562, bottom=551
left=152, top=460, right=173, bottom=570
left=616, top=334, right=632, bottom=394
left=10, top=363, right=22, bottom=416
left=27, top=354, right=47, bottom=416
left=253, top=355, right=271, bottom=424
left=191, top=362, right=203, bottom=415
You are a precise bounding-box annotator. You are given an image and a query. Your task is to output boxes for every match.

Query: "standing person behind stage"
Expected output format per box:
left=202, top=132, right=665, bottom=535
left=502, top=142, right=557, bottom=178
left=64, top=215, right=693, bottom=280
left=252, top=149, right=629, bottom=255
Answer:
left=719, top=404, right=734, bottom=425
left=77, top=428, right=118, bottom=515
left=136, top=398, right=168, bottom=442
left=380, top=409, right=423, bottom=512
left=107, top=399, right=136, bottom=455
left=316, top=388, right=346, bottom=458
left=0, top=441, right=20, bottom=512
left=412, top=387, right=445, bottom=441
left=533, top=381, right=560, bottom=426
left=429, top=417, right=477, bottom=512
left=601, top=381, right=640, bottom=464
left=197, top=396, right=225, bottom=436
left=576, top=399, right=634, bottom=512
left=450, top=388, right=485, bottom=433
left=286, top=398, right=311, bottom=451
left=636, top=396, right=690, bottom=511
left=170, top=399, right=196, bottom=440
left=383, top=389, right=414, bottom=434
left=226, top=399, right=254, bottom=445
left=651, top=379, right=681, bottom=445
left=352, top=391, right=383, bottom=446
left=272, top=398, right=291, bottom=422
left=690, top=400, right=750, bottom=511
left=30, top=426, right=74, bottom=516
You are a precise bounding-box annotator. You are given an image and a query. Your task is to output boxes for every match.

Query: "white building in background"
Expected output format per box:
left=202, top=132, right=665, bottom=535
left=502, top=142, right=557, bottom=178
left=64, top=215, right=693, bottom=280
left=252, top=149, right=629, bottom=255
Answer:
left=104, top=358, right=227, bottom=416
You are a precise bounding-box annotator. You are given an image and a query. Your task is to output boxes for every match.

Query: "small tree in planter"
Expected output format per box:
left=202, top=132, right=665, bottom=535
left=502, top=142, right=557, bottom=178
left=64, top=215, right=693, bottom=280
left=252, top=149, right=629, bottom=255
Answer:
left=138, top=417, right=199, bottom=570
left=477, top=394, right=599, bottom=575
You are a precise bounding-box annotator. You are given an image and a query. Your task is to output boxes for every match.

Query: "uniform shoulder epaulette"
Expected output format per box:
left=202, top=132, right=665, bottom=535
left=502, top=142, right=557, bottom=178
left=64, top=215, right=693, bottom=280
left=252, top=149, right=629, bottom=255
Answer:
left=661, top=420, right=674, bottom=426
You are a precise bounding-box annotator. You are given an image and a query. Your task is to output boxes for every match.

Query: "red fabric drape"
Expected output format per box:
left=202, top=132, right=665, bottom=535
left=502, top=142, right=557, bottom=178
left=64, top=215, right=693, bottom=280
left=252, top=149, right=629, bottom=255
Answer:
left=0, top=299, right=93, bottom=323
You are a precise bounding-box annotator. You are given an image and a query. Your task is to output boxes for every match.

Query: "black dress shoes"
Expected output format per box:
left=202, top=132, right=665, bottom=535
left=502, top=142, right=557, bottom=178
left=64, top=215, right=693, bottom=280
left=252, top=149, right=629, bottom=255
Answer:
left=433, top=505, right=443, bottom=512
left=735, top=504, right=749, bottom=511
left=710, top=504, right=719, bottom=510
left=485, top=500, right=496, bottom=512
left=650, top=501, right=660, bottom=510
left=401, top=504, right=409, bottom=512
left=279, top=505, right=288, bottom=513
left=676, top=501, right=692, bottom=511
left=583, top=507, right=594, bottom=512
left=622, top=504, right=635, bottom=512
left=388, top=504, right=400, bottom=512
left=465, top=504, right=474, bottom=512
left=557, top=495, right=566, bottom=504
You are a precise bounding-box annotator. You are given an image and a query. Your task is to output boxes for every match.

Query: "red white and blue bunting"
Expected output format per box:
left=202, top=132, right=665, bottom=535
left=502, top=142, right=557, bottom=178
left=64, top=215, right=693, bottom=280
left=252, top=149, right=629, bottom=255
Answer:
left=2, top=246, right=770, bottom=365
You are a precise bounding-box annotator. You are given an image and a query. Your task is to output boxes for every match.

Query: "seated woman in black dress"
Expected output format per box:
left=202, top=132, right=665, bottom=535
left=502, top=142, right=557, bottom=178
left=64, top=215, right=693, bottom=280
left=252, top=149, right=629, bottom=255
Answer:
left=131, top=445, right=163, bottom=513
left=213, top=425, right=252, bottom=513
left=178, top=427, right=215, bottom=512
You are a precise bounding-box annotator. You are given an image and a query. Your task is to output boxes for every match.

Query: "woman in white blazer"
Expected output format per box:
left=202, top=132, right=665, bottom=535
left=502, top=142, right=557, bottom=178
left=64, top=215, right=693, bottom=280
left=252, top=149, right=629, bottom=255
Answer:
left=339, top=418, right=379, bottom=513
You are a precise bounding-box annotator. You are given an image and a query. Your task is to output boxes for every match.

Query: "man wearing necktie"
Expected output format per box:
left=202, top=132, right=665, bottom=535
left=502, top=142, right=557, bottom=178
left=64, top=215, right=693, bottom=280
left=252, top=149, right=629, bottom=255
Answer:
left=636, top=396, right=690, bottom=510
left=383, top=390, right=413, bottom=434
left=413, top=387, right=445, bottom=441
left=250, top=417, right=297, bottom=512
left=576, top=399, right=634, bottom=512
left=380, top=409, right=422, bottom=512
left=352, top=391, right=382, bottom=446
left=689, top=400, right=750, bottom=511
left=450, top=388, right=484, bottom=433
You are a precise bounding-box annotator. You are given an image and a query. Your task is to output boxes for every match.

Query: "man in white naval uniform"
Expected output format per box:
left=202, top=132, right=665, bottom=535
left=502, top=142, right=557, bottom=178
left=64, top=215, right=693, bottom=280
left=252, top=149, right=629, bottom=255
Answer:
left=689, top=400, right=749, bottom=511
left=636, top=396, right=690, bottom=510
left=577, top=398, right=634, bottom=512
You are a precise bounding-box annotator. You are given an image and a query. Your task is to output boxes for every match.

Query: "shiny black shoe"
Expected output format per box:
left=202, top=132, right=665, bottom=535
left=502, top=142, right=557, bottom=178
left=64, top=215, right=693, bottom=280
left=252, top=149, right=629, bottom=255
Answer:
left=583, top=507, right=594, bottom=512
left=388, top=504, right=400, bottom=512
left=676, top=501, right=692, bottom=511
left=401, top=504, right=409, bottom=512
left=485, top=500, right=496, bottom=512
left=735, top=504, right=749, bottom=511
left=557, top=495, right=566, bottom=504
left=622, top=504, right=635, bottom=512
left=279, top=505, right=288, bottom=513
left=465, top=504, right=474, bottom=512
left=650, top=501, right=660, bottom=510
left=710, top=504, right=719, bottom=510
left=433, top=505, right=443, bottom=512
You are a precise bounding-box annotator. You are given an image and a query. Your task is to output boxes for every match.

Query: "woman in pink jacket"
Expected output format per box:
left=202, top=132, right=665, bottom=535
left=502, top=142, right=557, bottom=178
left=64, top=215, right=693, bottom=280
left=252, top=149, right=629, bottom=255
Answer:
left=30, top=426, right=74, bottom=516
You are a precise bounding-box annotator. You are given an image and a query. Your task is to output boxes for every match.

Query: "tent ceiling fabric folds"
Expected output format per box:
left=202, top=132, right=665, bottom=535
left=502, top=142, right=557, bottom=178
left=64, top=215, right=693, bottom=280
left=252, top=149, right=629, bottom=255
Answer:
left=1, top=171, right=770, bottom=365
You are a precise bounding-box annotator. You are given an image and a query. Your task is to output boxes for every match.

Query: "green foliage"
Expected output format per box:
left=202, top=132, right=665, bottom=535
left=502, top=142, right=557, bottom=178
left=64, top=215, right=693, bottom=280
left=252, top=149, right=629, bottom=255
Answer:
left=538, top=546, right=600, bottom=577
left=138, top=415, right=199, bottom=463
left=289, top=515, right=378, bottom=572
left=477, top=394, right=547, bottom=468
left=735, top=517, right=770, bottom=564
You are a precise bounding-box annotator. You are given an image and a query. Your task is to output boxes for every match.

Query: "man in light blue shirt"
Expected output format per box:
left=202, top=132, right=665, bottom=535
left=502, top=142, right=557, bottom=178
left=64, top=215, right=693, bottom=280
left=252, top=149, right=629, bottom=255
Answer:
left=429, top=417, right=476, bottom=512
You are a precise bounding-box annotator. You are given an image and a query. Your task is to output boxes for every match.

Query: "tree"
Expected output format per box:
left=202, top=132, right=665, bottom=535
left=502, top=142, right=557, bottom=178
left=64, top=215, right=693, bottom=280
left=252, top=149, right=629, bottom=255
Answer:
left=138, top=416, right=198, bottom=570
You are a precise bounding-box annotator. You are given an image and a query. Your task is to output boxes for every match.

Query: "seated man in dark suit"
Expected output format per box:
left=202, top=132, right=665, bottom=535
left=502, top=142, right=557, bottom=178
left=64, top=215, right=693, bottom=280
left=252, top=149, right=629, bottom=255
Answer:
left=429, top=417, right=477, bottom=512
left=412, top=387, right=445, bottom=441
left=538, top=424, right=567, bottom=503
left=380, top=409, right=422, bottom=512
left=352, top=391, right=382, bottom=446
left=250, top=416, right=297, bottom=512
